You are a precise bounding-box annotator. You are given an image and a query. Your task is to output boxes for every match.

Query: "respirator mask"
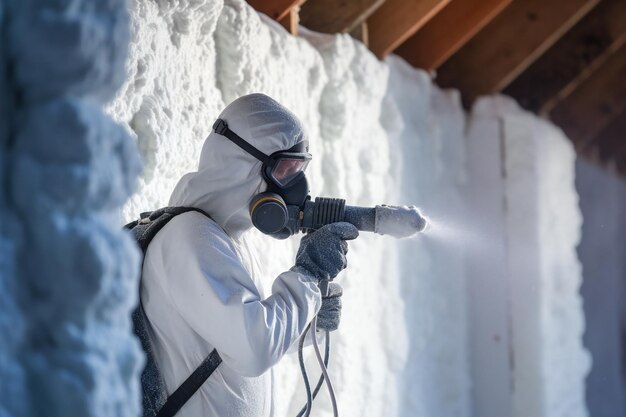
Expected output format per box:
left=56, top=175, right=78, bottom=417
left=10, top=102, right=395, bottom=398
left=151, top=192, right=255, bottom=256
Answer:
left=213, top=119, right=311, bottom=239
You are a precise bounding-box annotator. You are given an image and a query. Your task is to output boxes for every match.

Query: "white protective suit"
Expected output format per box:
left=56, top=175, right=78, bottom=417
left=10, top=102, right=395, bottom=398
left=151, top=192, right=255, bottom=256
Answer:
left=141, top=94, right=323, bottom=417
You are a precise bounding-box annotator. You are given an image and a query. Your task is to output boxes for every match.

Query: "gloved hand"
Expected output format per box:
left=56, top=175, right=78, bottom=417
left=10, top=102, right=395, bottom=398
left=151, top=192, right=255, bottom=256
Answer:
left=316, top=282, right=343, bottom=332
left=293, top=222, right=359, bottom=281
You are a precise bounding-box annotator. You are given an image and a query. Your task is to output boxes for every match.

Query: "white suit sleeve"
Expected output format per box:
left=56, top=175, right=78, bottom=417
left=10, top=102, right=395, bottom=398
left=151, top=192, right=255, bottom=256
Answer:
left=152, top=212, right=322, bottom=377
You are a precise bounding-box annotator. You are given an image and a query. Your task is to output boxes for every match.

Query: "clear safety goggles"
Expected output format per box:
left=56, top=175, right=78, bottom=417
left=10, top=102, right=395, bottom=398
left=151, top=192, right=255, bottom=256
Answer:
left=213, top=119, right=312, bottom=188
left=265, top=151, right=311, bottom=187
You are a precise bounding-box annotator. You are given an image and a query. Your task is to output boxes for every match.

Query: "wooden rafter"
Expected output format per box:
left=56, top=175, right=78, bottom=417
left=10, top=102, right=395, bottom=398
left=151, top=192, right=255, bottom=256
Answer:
left=395, top=0, right=512, bottom=71
left=436, top=0, right=599, bottom=105
left=350, top=22, right=370, bottom=47
left=247, top=0, right=301, bottom=21
left=504, top=0, right=626, bottom=114
left=368, top=0, right=452, bottom=59
left=300, top=0, right=385, bottom=34
left=548, top=44, right=626, bottom=151
left=279, top=5, right=301, bottom=35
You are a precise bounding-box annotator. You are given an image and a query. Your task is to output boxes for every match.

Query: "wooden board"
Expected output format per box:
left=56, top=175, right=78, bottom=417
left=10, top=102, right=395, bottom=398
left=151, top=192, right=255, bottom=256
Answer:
left=549, top=44, right=626, bottom=150
left=278, top=5, right=300, bottom=35
left=368, top=0, right=452, bottom=59
left=436, top=0, right=599, bottom=105
left=300, top=0, right=385, bottom=34
left=247, top=0, right=301, bottom=21
left=350, top=21, right=370, bottom=47
left=395, top=0, right=512, bottom=70
left=504, top=0, right=626, bottom=114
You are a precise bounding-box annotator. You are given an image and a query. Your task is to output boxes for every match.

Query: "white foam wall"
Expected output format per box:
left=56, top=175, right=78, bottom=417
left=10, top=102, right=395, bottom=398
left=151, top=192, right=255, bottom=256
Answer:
left=108, top=1, right=471, bottom=416
left=468, top=97, right=590, bottom=417
left=102, top=1, right=587, bottom=417
left=0, top=0, right=592, bottom=416
left=502, top=104, right=590, bottom=417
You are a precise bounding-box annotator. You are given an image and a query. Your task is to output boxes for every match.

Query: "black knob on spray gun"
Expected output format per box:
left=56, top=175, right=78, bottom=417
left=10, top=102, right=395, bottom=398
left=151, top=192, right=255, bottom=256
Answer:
left=292, top=197, right=428, bottom=417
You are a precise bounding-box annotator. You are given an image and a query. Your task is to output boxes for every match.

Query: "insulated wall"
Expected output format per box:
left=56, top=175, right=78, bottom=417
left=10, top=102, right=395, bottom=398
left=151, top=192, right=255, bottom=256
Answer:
left=0, top=0, right=589, bottom=416
left=500, top=100, right=590, bottom=417
left=106, top=1, right=590, bottom=416
left=2, top=1, right=143, bottom=416
left=465, top=97, right=590, bottom=417
left=108, top=1, right=471, bottom=416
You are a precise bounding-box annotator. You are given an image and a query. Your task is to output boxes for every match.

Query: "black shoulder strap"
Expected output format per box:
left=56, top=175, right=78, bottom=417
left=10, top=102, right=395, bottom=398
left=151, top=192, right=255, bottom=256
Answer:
left=155, top=349, right=223, bottom=417
left=126, top=207, right=223, bottom=417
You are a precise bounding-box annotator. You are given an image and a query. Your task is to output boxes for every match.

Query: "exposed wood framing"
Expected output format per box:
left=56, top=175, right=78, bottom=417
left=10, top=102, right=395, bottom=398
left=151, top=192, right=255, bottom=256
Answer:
left=350, top=22, right=370, bottom=47
left=300, top=0, right=385, bottom=34
left=247, top=0, right=302, bottom=21
left=279, top=4, right=301, bottom=35
left=395, top=0, right=512, bottom=71
left=504, top=0, right=626, bottom=114
left=436, top=0, right=599, bottom=106
left=368, top=0, right=452, bottom=59
left=548, top=44, right=626, bottom=150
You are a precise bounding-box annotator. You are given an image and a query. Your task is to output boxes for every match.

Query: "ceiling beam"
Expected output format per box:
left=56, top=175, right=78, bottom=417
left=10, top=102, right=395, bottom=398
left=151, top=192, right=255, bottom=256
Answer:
left=278, top=4, right=301, bottom=35
left=504, top=0, right=626, bottom=114
left=394, top=0, right=512, bottom=71
left=436, top=0, right=599, bottom=105
left=247, top=0, right=302, bottom=21
left=368, top=0, right=452, bottom=59
left=300, top=0, right=385, bottom=34
left=548, top=44, right=626, bottom=151
left=350, top=22, right=370, bottom=47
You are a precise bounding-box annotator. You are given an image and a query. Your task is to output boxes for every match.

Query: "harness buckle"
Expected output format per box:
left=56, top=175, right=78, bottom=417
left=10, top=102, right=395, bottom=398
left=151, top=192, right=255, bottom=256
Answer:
left=213, top=119, right=228, bottom=135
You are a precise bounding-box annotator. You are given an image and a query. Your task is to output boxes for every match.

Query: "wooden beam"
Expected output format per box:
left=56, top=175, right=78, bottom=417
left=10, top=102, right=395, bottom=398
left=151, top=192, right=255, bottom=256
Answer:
left=247, top=0, right=301, bottom=21
left=436, top=0, right=599, bottom=105
left=368, top=0, right=452, bottom=59
left=350, top=22, right=370, bottom=47
left=300, top=0, right=385, bottom=34
left=504, top=0, right=626, bottom=114
left=279, top=4, right=300, bottom=35
left=548, top=44, right=626, bottom=150
left=395, top=0, right=512, bottom=71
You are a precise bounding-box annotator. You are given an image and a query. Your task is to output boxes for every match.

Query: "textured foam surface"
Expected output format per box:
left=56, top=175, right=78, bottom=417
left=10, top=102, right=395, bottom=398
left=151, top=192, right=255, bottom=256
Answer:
left=2, top=1, right=143, bottom=416
left=107, top=2, right=471, bottom=415
left=0, top=0, right=589, bottom=416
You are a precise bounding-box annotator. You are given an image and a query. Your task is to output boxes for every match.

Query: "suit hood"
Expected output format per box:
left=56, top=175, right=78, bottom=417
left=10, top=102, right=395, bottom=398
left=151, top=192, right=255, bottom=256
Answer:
left=169, top=93, right=308, bottom=239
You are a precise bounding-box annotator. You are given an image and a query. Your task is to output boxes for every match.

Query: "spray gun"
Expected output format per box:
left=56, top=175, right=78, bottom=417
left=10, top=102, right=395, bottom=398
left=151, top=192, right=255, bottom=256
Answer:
left=251, top=196, right=428, bottom=239
left=298, top=197, right=427, bottom=237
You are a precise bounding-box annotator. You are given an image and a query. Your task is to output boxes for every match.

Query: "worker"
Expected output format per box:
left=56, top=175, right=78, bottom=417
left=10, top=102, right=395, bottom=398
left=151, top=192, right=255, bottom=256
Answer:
left=140, top=93, right=359, bottom=416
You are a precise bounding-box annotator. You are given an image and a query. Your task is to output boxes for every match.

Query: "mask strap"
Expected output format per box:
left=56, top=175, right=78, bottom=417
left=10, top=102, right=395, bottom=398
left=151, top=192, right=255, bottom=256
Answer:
left=213, top=119, right=271, bottom=165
